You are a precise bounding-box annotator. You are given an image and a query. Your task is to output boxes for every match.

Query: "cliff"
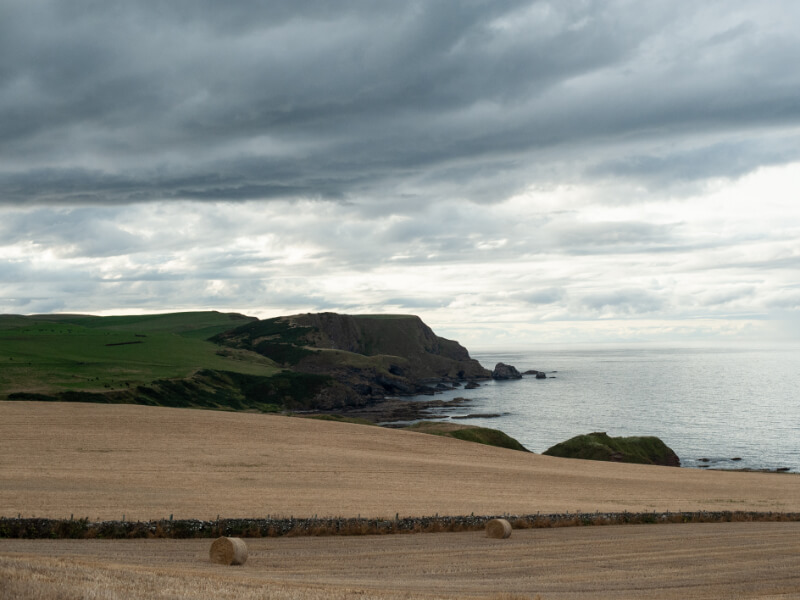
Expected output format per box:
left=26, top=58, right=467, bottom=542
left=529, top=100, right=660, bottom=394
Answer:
left=212, top=312, right=491, bottom=404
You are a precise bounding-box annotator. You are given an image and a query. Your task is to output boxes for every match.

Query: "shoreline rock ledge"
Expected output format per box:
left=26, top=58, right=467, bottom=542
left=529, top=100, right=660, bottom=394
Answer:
left=492, top=362, right=522, bottom=380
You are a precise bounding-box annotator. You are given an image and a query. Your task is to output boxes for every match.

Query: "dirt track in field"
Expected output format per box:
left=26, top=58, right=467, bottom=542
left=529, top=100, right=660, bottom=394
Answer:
left=1, top=401, right=798, bottom=521
left=2, top=522, right=800, bottom=599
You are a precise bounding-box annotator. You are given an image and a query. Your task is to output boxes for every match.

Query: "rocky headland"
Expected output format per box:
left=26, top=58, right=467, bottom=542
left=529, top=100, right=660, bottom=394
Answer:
left=211, top=312, right=492, bottom=410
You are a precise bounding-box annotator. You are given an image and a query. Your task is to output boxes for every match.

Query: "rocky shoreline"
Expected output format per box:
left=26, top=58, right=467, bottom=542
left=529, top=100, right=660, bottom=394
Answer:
left=314, top=363, right=549, bottom=424
left=326, top=396, right=472, bottom=424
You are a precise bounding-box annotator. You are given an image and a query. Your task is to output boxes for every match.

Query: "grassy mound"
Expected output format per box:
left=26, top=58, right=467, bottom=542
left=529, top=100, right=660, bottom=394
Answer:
left=405, top=421, right=529, bottom=452
left=543, top=432, right=681, bottom=466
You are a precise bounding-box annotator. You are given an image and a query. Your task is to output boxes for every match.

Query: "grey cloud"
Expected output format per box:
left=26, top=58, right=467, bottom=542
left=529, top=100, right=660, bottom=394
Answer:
left=384, top=297, right=452, bottom=310
left=580, top=289, right=665, bottom=315
left=682, top=248, right=800, bottom=274
left=4, top=1, right=800, bottom=207
left=0, top=257, right=99, bottom=285
left=697, top=286, right=756, bottom=308
left=514, top=288, right=566, bottom=305
left=551, top=221, right=680, bottom=253
left=0, top=207, right=146, bottom=257
left=765, top=290, right=800, bottom=310
left=589, top=134, right=800, bottom=189
left=0, top=261, right=28, bottom=284
left=704, top=20, right=756, bottom=47
left=0, top=296, right=69, bottom=314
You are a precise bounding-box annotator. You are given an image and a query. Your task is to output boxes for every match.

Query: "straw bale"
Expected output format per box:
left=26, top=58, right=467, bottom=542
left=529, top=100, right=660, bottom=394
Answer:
left=486, top=518, right=512, bottom=539
left=209, top=536, right=248, bottom=565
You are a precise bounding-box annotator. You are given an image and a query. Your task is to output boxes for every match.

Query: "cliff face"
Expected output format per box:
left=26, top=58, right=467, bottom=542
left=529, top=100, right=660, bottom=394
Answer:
left=212, top=312, right=491, bottom=404
left=290, top=313, right=486, bottom=379
left=294, top=313, right=469, bottom=358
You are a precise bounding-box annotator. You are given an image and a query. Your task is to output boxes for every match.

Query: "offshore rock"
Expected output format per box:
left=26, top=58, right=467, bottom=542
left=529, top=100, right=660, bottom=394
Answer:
left=492, top=363, right=522, bottom=380
left=543, top=432, right=681, bottom=467
left=523, top=369, right=548, bottom=379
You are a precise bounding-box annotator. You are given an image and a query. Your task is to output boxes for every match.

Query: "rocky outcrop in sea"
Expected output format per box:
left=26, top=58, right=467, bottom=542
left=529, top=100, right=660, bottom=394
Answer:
left=492, top=362, right=522, bottom=380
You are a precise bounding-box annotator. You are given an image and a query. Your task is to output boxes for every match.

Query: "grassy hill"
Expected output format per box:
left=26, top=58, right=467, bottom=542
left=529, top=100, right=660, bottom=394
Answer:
left=0, top=312, right=321, bottom=412
left=29, top=311, right=258, bottom=339
left=0, top=312, right=277, bottom=396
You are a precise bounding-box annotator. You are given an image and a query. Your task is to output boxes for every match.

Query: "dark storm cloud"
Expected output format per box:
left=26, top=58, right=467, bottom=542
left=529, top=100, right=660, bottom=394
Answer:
left=4, top=1, right=800, bottom=206
left=589, top=134, right=800, bottom=189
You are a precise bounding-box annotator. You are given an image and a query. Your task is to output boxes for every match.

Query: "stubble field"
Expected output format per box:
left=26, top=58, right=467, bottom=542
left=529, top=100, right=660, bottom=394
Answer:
left=1, top=401, right=799, bottom=599
left=3, top=523, right=800, bottom=599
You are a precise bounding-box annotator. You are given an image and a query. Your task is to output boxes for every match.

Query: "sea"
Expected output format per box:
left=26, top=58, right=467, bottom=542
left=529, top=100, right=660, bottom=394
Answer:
left=409, top=345, right=800, bottom=473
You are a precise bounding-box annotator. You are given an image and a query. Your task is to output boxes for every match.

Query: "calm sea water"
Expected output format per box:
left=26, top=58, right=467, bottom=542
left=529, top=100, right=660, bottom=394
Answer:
left=414, top=345, right=800, bottom=472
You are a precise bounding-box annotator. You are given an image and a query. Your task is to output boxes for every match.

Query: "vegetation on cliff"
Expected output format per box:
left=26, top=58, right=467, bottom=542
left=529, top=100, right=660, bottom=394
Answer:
left=211, top=312, right=490, bottom=402
left=213, top=313, right=489, bottom=375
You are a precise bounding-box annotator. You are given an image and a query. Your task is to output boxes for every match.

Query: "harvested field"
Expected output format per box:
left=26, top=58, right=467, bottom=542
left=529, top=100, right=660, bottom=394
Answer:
left=1, top=401, right=799, bottom=520
left=2, top=522, right=800, bottom=599
left=2, top=401, right=800, bottom=599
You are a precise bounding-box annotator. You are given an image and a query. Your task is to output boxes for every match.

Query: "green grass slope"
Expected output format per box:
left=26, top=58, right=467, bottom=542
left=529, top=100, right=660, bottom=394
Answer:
left=33, top=311, right=256, bottom=339
left=405, top=421, right=529, bottom=452
left=0, top=313, right=277, bottom=399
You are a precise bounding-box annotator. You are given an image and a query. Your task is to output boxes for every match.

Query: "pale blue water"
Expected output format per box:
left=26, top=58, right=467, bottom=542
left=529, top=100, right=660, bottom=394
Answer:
left=412, top=345, right=800, bottom=472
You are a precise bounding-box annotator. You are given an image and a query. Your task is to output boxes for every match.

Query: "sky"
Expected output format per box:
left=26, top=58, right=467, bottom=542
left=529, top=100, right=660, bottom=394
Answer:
left=2, top=1, right=800, bottom=348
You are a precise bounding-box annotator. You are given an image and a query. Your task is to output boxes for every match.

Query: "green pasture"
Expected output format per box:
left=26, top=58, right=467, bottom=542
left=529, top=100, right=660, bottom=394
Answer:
left=32, top=311, right=257, bottom=339
left=0, top=313, right=278, bottom=398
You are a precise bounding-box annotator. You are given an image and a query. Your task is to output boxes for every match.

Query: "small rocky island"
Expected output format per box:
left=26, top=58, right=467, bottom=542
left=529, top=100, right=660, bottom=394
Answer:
left=491, top=362, right=522, bottom=380
left=543, top=432, right=681, bottom=467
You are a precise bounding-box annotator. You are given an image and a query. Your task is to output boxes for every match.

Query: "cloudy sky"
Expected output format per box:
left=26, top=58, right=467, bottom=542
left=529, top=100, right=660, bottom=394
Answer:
left=2, top=1, right=800, bottom=347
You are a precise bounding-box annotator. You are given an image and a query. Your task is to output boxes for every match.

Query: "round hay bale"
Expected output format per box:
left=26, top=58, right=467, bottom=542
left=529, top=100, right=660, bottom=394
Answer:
left=486, top=518, right=512, bottom=539
left=209, top=536, right=248, bottom=565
